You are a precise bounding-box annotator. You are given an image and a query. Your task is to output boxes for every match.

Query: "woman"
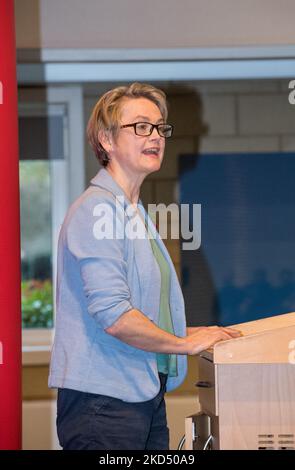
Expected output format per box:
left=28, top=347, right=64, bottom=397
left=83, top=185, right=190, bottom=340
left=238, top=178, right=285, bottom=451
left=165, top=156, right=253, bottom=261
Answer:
left=49, top=82, right=240, bottom=450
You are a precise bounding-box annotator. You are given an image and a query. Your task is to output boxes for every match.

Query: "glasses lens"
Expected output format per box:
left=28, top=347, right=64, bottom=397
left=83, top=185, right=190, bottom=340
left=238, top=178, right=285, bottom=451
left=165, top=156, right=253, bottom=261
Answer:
left=158, top=124, right=173, bottom=138
left=135, top=123, right=153, bottom=136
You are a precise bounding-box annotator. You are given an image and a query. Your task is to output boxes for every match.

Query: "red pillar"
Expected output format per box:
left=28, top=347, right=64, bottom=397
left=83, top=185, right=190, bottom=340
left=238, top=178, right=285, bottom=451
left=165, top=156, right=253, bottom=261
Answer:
left=0, top=0, right=22, bottom=449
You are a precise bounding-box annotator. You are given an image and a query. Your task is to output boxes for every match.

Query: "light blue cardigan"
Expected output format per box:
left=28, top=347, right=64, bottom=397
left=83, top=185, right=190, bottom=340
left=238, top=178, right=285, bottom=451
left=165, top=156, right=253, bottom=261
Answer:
left=48, top=168, right=187, bottom=402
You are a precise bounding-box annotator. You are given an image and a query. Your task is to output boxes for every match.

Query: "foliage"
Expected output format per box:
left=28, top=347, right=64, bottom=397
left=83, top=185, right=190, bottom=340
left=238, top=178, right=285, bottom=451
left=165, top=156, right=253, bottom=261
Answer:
left=22, top=279, right=53, bottom=328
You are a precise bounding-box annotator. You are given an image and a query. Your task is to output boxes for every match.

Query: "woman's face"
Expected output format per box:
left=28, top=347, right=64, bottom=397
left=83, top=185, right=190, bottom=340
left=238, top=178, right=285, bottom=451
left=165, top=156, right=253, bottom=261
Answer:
left=109, top=97, right=166, bottom=179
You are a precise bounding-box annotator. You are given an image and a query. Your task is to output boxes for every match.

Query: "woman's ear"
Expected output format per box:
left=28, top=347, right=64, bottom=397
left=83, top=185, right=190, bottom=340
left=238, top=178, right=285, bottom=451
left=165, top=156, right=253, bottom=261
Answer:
left=98, top=130, right=113, bottom=153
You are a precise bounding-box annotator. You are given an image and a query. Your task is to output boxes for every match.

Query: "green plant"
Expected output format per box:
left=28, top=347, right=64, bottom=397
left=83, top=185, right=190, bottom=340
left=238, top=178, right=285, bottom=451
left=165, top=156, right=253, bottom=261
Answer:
left=21, top=279, right=53, bottom=328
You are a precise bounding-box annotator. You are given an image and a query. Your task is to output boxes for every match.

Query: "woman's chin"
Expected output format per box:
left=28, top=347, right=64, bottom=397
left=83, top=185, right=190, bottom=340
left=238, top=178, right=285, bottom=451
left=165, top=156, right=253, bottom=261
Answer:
left=144, top=159, right=162, bottom=174
left=145, top=154, right=162, bottom=165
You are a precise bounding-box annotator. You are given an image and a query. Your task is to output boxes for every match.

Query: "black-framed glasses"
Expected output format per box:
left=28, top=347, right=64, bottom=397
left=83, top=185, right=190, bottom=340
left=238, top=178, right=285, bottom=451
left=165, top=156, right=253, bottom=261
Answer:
left=120, top=122, right=173, bottom=138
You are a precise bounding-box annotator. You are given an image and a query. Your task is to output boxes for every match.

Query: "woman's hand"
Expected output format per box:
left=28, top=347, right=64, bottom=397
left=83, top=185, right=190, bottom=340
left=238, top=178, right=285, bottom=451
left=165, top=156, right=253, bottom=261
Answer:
left=184, top=325, right=242, bottom=356
left=186, top=326, right=206, bottom=336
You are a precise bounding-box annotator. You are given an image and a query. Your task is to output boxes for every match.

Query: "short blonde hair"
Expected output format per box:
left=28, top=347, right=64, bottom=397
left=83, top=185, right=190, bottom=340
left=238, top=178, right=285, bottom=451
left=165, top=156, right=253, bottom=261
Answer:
left=87, top=82, right=168, bottom=167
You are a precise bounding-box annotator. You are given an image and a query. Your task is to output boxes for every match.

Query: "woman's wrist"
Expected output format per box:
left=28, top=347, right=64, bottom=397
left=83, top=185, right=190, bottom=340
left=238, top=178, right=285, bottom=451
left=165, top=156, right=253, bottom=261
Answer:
left=175, top=335, right=191, bottom=355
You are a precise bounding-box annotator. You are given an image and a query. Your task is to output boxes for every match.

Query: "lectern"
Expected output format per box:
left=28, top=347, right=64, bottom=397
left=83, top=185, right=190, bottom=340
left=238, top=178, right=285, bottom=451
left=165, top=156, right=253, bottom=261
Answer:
left=185, top=312, right=295, bottom=450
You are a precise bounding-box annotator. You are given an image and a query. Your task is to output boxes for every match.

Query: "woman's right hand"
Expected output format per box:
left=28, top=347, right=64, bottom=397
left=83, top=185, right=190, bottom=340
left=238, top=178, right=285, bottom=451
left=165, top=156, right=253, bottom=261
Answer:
left=184, top=325, right=242, bottom=356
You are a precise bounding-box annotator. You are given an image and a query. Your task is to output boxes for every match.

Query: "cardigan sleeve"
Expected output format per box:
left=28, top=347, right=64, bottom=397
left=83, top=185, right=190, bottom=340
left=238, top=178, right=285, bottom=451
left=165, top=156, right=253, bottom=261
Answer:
left=65, top=193, right=133, bottom=330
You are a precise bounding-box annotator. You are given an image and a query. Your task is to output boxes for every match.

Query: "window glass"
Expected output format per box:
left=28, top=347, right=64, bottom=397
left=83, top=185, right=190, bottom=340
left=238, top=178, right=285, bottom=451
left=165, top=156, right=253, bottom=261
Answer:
left=20, top=161, right=53, bottom=328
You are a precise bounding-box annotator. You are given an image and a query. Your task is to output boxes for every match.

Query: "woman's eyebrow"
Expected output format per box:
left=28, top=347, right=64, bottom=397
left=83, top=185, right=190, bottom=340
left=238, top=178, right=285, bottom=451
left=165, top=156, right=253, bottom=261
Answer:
left=133, top=115, right=164, bottom=123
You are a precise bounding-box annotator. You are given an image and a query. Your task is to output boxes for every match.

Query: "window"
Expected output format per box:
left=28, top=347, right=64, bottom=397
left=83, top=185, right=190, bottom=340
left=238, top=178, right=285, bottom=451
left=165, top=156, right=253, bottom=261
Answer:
left=19, top=87, right=85, bottom=333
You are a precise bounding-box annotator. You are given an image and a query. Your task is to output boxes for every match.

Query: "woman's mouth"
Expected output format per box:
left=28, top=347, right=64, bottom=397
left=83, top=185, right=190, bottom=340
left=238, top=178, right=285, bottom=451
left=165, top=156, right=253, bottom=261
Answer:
left=142, top=147, right=160, bottom=157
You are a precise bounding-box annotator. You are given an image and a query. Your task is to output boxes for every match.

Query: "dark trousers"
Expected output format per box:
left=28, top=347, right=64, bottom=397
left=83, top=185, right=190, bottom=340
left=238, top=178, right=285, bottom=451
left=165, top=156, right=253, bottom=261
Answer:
left=56, top=373, right=169, bottom=450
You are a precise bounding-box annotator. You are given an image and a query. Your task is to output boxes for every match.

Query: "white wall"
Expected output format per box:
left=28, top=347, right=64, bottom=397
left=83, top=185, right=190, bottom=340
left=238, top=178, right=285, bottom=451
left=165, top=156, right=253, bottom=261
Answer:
left=15, top=0, right=295, bottom=50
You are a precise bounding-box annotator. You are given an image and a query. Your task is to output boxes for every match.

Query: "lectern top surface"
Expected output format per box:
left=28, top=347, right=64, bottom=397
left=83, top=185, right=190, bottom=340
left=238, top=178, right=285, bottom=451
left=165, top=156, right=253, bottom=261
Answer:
left=208, top=312, right=295, bottom=364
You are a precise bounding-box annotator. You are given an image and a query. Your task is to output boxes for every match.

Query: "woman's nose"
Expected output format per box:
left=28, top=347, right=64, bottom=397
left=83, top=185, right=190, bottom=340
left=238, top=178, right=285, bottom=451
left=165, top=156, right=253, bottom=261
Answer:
left=149, top=126, right=161, bottom=139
